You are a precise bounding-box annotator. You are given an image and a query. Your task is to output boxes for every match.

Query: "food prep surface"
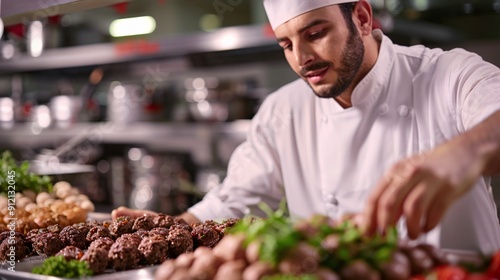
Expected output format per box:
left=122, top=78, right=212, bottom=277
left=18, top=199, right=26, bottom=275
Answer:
left=0, top=256, right=158, bottom=280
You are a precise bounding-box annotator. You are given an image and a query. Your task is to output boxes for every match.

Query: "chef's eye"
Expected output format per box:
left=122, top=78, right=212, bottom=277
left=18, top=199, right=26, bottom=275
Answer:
left=281, top=44, right=292, bottom=51
left=308, top=30, right=325, bottom=40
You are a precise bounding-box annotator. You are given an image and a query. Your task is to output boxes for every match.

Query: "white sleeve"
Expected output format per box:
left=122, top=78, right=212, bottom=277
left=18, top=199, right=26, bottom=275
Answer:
left=187, top=94, right=285, bottom=222
left=448, top=51, right=500, bottom=131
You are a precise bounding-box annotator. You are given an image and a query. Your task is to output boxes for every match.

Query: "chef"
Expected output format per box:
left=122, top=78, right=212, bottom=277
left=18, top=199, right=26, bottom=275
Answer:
left=113, top=0, right=500, bottom=254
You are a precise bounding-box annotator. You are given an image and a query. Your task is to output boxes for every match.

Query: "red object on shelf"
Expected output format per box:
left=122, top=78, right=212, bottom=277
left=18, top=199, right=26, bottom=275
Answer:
left=112, top=2, right=129, bottom=14
left=114, top=40, right=161, bottom=56
left=48, top=15, right=62, bottom=25
left=5, top=24, right=25, bottom=38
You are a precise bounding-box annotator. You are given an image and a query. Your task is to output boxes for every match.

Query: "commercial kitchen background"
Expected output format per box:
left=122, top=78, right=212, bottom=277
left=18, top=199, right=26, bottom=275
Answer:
left=0, top=0, right=499, bottom=215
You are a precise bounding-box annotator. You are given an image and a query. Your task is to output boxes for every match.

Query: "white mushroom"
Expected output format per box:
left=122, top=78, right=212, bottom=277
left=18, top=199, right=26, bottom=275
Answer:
left=25, top=203, right=38, bottom=213
left=17, top=196, right=32, bottom=208
left=79, top=200, right=95, bottom=212
left=36, top=192, right=51, bottom=204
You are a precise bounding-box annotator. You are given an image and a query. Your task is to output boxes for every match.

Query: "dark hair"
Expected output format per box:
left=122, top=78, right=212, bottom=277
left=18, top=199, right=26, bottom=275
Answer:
left=338, top=3, right=357, bottom=32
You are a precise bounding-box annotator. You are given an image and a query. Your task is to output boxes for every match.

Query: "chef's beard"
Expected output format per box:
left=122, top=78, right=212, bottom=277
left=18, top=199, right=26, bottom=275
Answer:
left=306, top=28, right=365, bottom=99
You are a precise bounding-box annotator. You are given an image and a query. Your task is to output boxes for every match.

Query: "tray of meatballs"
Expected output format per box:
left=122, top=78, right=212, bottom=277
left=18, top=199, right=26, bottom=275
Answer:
left=2, top=200, right=500, bottom=280
left=0, top=174, right=498, bottom=280
left=0, top=212, right=238, bottom=280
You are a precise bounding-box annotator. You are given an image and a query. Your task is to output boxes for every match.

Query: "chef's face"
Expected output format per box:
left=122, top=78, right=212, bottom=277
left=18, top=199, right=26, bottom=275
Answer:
left=274, top=4, right=364, bottom=98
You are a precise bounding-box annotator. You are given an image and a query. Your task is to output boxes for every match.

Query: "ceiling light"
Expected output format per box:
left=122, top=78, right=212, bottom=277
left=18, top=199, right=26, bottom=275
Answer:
left=109, top=16, right=156, bottom=37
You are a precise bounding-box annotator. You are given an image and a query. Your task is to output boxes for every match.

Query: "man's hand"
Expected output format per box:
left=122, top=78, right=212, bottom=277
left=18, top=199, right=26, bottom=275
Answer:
left=111, top=206, right=157, bottom=220
left=362, top=136, right=497, bottom=239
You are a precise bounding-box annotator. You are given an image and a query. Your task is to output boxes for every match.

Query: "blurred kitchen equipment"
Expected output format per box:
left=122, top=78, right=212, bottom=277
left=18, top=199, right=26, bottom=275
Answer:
left=79, top=67, right=105, bottom=122
left=29, top=104, right=52, bottom=129
left=50, top=95, right=82, bottom=128
left=184, top=77, right=261, bottom=122
left=30, top=160, right=103, bottom=204
left=0, top=75, right=23, bottom=128
left=26, top=20, right=44, bottom=57
left=125, top=147, right=200, bottom=215
left=107, top=82, right=146, bottom=123
left=0, top=40, right=20, bottom=60
left=195, top=167, right=226, bottom=194
left=0, top=97, right=14, bottom=129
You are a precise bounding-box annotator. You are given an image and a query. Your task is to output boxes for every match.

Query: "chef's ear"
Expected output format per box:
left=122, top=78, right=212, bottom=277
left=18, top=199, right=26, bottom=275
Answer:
left=353, top=0, right=373, bottom=36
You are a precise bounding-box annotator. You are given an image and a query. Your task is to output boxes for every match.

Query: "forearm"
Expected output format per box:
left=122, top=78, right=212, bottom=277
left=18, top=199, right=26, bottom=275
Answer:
left=455, top=110, right=500, bottom=175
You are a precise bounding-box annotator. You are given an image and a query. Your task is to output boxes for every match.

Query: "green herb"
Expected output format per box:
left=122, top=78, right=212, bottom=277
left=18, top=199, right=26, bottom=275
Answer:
left=230, top=201, right=399, bottom=274
left=230, top=201, right=301, bottom=266
left=32, top=256, right=93, bottom=278
left=0, top=151, right=53, bottom=194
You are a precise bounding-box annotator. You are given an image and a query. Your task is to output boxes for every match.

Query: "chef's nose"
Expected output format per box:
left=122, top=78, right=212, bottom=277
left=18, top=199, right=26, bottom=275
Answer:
left=294, top=42, right=314, bottom=66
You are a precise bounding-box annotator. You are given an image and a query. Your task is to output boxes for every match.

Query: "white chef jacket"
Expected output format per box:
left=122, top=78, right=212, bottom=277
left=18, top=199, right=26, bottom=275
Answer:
left=189, top=30, right=500, bottom=254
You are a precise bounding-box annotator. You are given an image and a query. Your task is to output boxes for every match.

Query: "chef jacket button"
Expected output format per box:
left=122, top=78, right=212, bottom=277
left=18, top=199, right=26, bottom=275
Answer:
left=379, top=103, right=389, bottom=115
left=327, top=194, right=338, bottom=205
left=322, top=116, right=328, bottom=123
left=398, top=105, right=410, bottom=117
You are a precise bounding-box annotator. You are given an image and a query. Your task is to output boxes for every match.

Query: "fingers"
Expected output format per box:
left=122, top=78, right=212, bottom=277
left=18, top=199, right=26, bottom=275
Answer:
left=402, top=178, right=441, bottom=239
left=111, top=206, right=158, bottom=220
left=422, top=187, right=456, bottom=233
left=363, top=160, right=424, bottom=235
left=376, top=169, right=424, bottom=233
left=362, top=172, right=393, bottom=235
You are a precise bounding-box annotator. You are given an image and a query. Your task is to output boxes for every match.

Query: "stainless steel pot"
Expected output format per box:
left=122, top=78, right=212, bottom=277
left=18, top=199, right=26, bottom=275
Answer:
left=184, top=77, right=261, bottom=122
left=107, top=82, right=146, bottom=123
left=111, top=148, right=201, bottom=215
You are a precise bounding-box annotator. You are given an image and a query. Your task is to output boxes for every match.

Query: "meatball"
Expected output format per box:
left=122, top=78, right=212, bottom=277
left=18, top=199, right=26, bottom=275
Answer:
left=134, top=229, right=150, bottom=239
left=117, top=233, right=142, bottom=247
left=138, top=235, right=169, bottom=265
left=149, top=227, right=170, bottom=238
left=0, top=235, right=28, bottom=261
left=108, top=240, right=141, bottom=270
left=109, top=216, right=134, bottom=239
left=0, top=231, right=26, bottom=244
left=153, top=213, right=175, bottom=228
left=216, top=218, right=240, bottom=235
left=56, top=246, right=84, bottom=261
left=166, top=228, right=193, bottom=258
left=170, top=223, right=192, bottom=232
left=82, top=247, right=109, bottom=274
left=47, top=224, right=64, bottom=234
left=86, top=226, right=112, bottom=244
left=86, top=220, right=103, bottom=228
left=89, top=237, right=115, bottom=252
left=191, top=224, right=221, bottom=248
left=72, top=222, right=92, bottom=236
left=133, top=215, right=155, bottom=231
left=0, top=231, right=11, bottom=244
left=26, top=228, right=46, bottom=243
left=33, top=232, right=64, bottom=256
left=59, top=226, right=86, bottom=249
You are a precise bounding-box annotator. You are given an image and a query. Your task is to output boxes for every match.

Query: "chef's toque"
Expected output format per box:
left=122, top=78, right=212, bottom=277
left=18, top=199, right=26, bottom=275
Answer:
left=263, top=0, right=360, bottom=30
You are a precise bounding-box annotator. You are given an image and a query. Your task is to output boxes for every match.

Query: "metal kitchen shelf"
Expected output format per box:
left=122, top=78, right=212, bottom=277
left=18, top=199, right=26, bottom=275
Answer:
left=0, top=120, right=251, bottom=165
left=1, top=0, right=133, bottom=26
left=0, top=24, right=280, bottom=75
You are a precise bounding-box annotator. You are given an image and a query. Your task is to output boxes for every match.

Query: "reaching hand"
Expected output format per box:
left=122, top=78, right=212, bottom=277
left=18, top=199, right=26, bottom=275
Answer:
left=111, top=206, right=158, bottom=220
left=362, top=138, right=496, bottom=239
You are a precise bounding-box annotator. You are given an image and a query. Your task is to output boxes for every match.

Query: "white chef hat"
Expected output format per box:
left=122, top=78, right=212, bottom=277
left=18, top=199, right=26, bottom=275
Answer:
left=263, top=0, right=360, bottom=30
